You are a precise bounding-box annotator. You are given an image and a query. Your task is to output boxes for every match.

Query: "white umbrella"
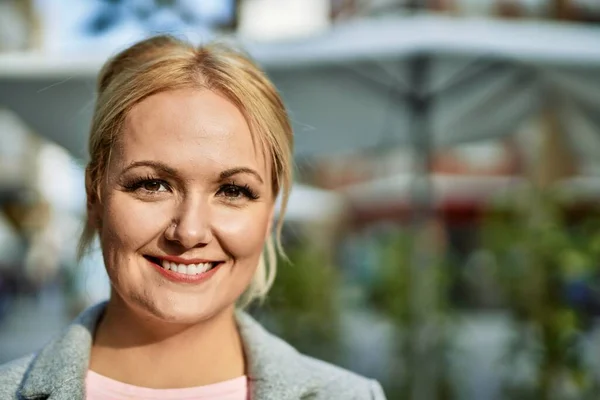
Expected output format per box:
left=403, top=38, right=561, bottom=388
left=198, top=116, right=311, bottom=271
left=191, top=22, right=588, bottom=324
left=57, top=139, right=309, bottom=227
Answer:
left=1, top=15, right=600, bottom=160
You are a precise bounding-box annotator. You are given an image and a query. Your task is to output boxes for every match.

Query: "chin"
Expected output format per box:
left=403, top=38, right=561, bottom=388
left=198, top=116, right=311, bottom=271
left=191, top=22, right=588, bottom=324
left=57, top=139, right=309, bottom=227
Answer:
left=120, top=281, right=242, bottom=327
left=140, top=295, right=233, bottom=325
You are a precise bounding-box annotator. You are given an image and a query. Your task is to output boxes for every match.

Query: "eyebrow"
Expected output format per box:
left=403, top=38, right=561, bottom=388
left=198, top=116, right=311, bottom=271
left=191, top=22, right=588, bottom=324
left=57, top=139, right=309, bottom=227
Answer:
left=121, top=161, right=264, bottom=184
left=220, top=167, right=264, bottom=184
left=121, top=161, right=177, bottom=176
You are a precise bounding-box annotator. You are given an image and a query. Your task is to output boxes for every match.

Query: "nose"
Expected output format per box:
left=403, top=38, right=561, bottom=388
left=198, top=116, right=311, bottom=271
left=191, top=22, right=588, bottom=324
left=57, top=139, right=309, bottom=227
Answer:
left=164, top=197, right=213, bottom=249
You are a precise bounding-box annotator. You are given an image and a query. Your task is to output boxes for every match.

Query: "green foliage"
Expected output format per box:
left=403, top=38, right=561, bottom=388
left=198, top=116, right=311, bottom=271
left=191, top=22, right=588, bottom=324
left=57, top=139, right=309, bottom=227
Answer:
left=366, top=227, right=456, bottom=399
left=368, top=231, right=413, bottom=324
left=264, top=239, right=341, bottom=362
left=483, top=192, right=600, bottom=399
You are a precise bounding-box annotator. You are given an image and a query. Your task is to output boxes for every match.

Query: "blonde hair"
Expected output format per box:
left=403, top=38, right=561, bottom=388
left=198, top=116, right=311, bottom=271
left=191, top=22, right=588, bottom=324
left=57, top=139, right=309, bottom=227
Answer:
left=79, top=35, right=293, bottom=307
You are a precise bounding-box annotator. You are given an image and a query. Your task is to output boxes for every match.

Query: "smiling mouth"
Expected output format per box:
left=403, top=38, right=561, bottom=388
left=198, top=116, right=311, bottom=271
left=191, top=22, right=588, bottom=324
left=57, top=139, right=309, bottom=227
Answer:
left=145, top=256, right=220, bottom=276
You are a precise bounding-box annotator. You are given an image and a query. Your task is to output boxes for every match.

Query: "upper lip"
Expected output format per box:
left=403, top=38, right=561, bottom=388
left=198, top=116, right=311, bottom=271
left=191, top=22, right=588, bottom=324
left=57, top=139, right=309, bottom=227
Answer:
left=147, top=255, right=221, bottom=265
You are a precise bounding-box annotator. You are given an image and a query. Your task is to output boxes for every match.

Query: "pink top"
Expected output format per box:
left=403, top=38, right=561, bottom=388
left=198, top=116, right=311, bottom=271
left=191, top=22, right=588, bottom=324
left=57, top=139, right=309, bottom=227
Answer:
left=86, top=370, right=248, bottom=400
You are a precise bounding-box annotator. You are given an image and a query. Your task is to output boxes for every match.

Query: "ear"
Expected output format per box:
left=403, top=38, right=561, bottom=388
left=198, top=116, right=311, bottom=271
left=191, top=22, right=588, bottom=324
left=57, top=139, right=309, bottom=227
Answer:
left=85, top=168, right=101, bottom=229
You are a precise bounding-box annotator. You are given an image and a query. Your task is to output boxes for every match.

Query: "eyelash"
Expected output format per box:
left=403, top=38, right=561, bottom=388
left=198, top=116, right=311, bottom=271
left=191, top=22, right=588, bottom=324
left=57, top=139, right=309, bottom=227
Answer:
left=122, top=175, right=168, bottom=193
left=122, top=176, right=259, bottom=200
left=220, top=181, right=260, bottom=200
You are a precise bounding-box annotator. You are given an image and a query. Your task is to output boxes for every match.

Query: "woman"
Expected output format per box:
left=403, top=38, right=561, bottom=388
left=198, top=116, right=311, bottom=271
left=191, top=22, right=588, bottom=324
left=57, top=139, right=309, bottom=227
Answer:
left=0, top=36, right=386, bottom=399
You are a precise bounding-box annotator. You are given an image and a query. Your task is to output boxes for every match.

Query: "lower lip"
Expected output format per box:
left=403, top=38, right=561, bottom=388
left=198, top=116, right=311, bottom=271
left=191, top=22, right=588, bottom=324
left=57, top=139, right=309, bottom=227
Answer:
left=146, top=258, right=222, bottom=284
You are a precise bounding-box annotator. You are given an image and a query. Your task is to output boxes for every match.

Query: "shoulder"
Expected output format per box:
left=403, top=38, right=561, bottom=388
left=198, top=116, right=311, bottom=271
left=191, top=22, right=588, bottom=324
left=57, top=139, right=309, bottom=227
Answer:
left=0, top=354, right=36, bottom=399
left=297, top=353, right=387, bottom=399
left=237, top=311, right=386, bottom=399
left=0, top=303, right=105, bottom=399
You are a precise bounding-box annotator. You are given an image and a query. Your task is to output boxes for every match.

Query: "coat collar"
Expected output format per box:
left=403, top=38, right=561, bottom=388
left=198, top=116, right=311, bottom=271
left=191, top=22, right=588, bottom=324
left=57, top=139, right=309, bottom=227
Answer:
left=236, top=311, right=319, bottom=400
left=19, top=302, right=105, bottom=400
left=19, top=303, right=319, bottom=400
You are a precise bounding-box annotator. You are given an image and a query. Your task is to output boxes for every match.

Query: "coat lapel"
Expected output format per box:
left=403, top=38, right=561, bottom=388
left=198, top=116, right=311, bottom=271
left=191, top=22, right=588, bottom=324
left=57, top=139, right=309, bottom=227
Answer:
left=236, top=311, right=320, bottom=400
left=18, top=303, right=105, bottom=400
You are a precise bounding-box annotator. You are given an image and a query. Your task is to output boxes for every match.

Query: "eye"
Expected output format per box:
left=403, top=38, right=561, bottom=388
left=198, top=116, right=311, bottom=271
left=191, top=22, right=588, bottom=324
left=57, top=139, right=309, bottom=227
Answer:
left=123, top=177, right=171, bottom=194
left=222, top=185, right=243, bottom=198
left=141, top=180, right=169, bottom=193
left=218, top=183, right=259, bottom=200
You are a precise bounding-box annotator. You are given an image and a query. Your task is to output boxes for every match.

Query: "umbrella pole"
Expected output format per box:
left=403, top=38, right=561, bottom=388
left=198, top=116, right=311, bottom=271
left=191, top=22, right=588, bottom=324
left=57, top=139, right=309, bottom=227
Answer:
left=407, top=53, right=439, bottom=400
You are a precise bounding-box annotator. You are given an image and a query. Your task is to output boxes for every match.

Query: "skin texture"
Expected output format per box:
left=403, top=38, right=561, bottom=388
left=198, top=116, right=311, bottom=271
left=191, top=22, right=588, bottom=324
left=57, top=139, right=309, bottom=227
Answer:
left=88, top=88, right=274, bottom=388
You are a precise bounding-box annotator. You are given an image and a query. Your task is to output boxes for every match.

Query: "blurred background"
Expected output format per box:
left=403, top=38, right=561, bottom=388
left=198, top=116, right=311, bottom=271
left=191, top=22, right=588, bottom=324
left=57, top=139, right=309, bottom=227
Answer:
left=1, top=0, right=600, bottom=399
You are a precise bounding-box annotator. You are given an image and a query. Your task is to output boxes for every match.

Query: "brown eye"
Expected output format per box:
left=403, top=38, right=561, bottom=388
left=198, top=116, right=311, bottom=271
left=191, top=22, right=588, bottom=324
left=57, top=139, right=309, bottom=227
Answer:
left=123, top=177, right=171, bottom=194
left=217, top=183, right=259, bottom=200
left=142, top=180, right=168, bottom=192
left=222, top=185, right=242, bottom=198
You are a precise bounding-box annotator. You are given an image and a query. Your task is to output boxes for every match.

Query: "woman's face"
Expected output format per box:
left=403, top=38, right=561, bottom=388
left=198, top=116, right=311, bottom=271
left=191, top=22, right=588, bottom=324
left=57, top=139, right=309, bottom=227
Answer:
left=91, top=88, right=274, bottom=324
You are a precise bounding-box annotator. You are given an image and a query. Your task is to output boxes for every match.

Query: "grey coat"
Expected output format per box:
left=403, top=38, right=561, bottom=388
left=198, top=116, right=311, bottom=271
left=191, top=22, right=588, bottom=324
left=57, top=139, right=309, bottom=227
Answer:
left=0, top=303, right=386, bottom=399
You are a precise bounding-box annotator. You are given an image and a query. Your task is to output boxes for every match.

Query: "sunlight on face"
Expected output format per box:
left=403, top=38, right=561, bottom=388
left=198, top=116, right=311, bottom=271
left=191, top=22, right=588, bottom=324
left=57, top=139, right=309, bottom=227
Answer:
left=94, top=89, right=274, bottom=323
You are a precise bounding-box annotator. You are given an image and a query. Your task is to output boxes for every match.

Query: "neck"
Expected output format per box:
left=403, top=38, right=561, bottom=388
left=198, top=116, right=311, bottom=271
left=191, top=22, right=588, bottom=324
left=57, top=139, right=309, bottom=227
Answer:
left=89, top=296, right=245, bottom=389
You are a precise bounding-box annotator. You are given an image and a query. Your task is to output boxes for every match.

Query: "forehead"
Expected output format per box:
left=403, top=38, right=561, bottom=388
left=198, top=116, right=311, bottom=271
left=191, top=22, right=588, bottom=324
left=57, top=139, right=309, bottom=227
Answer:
left=114, top=89, right=269, bottom=176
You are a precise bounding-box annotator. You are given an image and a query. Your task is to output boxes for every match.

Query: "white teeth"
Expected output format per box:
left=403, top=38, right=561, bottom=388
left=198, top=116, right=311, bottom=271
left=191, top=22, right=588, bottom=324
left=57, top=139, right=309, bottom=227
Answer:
left=158, top=260, right=216, bottom=275
left=201, top=263, right=212, bottom=273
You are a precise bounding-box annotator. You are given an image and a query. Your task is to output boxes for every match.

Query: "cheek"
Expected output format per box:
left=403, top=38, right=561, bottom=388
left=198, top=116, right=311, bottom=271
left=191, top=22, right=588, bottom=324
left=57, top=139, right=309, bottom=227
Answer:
left=213, top=205, right=272, bottom=259
left=100, top=193, right=171, bottom=252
